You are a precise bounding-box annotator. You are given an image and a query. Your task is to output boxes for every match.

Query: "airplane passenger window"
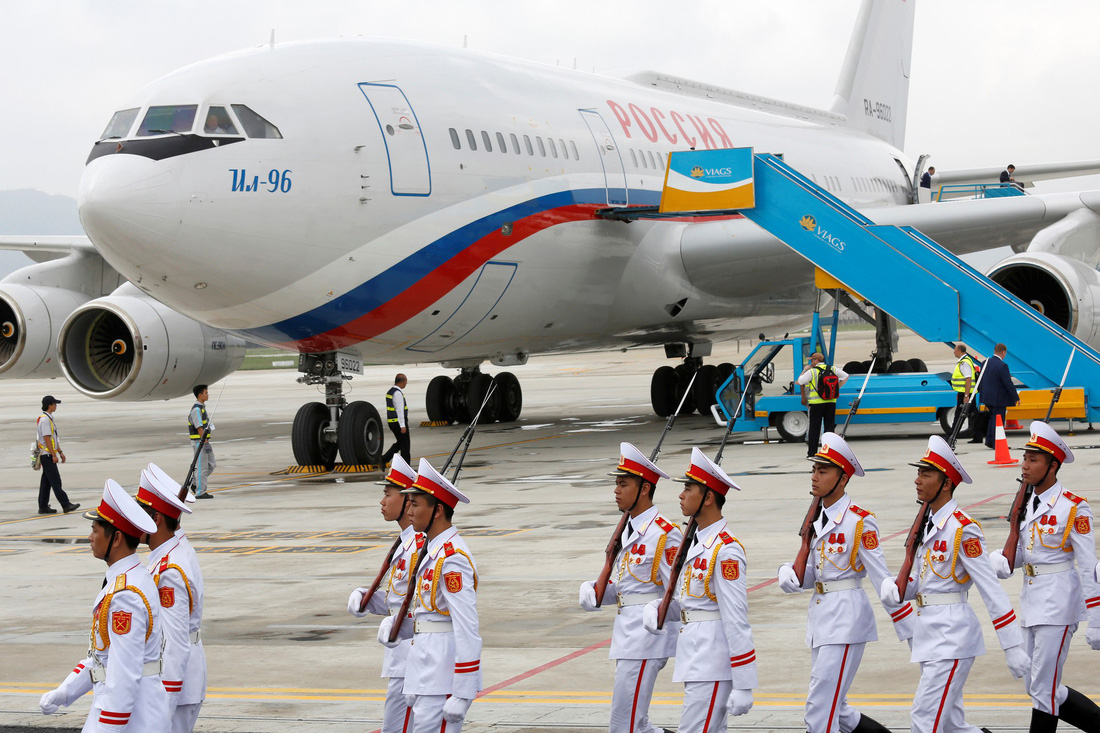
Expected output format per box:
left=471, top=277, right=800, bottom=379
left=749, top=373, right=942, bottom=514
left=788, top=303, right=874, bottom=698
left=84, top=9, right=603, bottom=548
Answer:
left=559, top=139, right=568, bottom=159
left=204, top=106, right=239, bottom=135
left=465, top=129, right=477, bottom=150
left=481, top=131, right=493, bottom=152
left=629, top=149, right=638, bottom=167
left=137, top=105, right=198, bottom=136
left=99, top=108, right=140, bottom=140
left=536, top=137, right=546, bottom=157
left=510, top=133, right=520, bottom=154
left=570, top=141, right=580, bottom=161
left=449, top=128, right=461, bottom=149
left=230, top=105, right=282, bottom=139
left=523, top=135, right=534, bottom=156
left=548, top=138, right=558, bottom=158
left=495, top=132, right=507, bottom=153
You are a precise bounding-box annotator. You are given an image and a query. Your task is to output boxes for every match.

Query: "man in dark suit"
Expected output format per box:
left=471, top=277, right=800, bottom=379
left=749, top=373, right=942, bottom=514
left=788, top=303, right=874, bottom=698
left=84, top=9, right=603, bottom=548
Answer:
left=977, top=343, right=1018, bottom=448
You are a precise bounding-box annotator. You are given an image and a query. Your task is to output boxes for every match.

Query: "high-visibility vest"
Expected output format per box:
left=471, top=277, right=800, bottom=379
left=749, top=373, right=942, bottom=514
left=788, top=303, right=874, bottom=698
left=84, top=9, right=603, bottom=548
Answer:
left=950, top=356, right=978, bottom=393
left=188, top=402, right=209, bottom=439
left=386, top=387, right=407, bottom=425
left=807, top=364, right=836, bottom=405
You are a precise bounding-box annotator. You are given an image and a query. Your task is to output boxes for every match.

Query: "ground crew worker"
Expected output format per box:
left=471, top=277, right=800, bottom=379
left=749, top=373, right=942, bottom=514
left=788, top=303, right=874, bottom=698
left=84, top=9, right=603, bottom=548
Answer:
left=380, top=458, right=480, bottom=732
left=776, top=432, right=912, bottom=733
left=988, top=422, right=1100, bottom=731
left=39, top=479, right=170, bottom=729
left=579, top=442, right=682, bottom=733
left=382, top=374, right=411, bottom=465
left=797, top=353, right=848, bottom=458
left=187, top=384, right=215, bottom=498
left=137, top=463, right=207, bottom=732
left=36, top=395, right=79, bottom=515
left=880, top=436, right=1029, bottom=732
left=348, top=455, right=424, bottom=732
left=642, top=446, right=756, bottom=727
left=951, top=344, right=982, bottom=443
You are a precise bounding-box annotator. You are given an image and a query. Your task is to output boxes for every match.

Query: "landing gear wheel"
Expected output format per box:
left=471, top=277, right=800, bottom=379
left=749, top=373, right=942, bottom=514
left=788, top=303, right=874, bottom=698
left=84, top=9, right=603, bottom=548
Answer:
left=775, top=411, right=809, bottom=442
left=674, top=363, right=697, bottom=415
left=336, top=401, right=384, bottom=465
left=907, top=358, right=928, bottom=372
left=887, top=360, right=912, bottom=373
left=692, top=364, right=719, bottom=415
left=937, top=406, right=973, bottom=439
left=843, top=360, right=865, bottom=375
left=651, top=365, right=678, bottom=417
left=426, top=375, right=457, bottom=424
left=716, top=362, right=734, bottom=385
left=496, top=372, right=523, bottom=422
left=466, top=373, right=500, bottom=424
left=292, top=402, right=337, bottom=467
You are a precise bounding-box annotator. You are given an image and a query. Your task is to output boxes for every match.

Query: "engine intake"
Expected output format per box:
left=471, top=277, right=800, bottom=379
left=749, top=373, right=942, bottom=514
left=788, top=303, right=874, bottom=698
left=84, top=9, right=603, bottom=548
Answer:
left=0, top=284, right=90, bottom=378
left=987, top=252, right=1100, bottom=348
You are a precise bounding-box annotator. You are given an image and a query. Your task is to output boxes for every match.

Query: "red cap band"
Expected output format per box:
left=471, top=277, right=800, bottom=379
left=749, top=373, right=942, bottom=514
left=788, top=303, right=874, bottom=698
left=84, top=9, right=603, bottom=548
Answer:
left=385, top=471, right=415, bottom=489
left=619, top=458, right=661, bottom=486
left=96, top=500, right=144, bottom=538
left=685, top=465, right=729, bottom=496
left=919, top=451, right=962, bottom=487
left=136, top=487, right=182, bottom=520
left=816, top=449, right=855, bottom=477
left=412, top=475, right=459, bottom=509
left=1026, top=435, right=1065, bottom=463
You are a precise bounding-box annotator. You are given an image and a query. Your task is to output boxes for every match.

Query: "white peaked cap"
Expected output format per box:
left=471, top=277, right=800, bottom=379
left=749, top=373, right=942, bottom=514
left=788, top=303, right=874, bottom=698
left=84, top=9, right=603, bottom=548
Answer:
left=146, top=462, right=195, bottom=504
left=378, top=454, right=418, bottom=488
left=673, top=446, right=741, bottom=495
left=608, top=442, right=671, bottom=484
left=910, top=435, right=972, bottom=485
left=84, top=479, right=158, bottom=537
left=1024, top=421, right=1074, bottom=464
left=809, top=432, right=865, bottom=477
left=137, top=467, right=192, bottom=519
left=402, top=457, right=470, bottom=509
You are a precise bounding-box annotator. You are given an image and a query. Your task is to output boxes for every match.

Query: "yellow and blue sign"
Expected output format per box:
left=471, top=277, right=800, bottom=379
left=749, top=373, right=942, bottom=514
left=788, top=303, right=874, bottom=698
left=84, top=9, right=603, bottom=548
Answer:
left=659, top=147, right=755, bottom=213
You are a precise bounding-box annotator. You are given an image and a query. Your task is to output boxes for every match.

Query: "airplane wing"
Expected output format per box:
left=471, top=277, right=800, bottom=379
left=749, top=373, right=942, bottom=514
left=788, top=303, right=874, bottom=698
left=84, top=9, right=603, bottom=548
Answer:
left=933, top=161, right=1100, bottom=188
left=0, top=235, right=96, bottom=253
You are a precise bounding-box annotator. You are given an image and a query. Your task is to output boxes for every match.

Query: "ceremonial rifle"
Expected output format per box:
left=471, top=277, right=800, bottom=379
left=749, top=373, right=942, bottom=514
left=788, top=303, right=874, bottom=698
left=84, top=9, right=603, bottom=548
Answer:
left=947, top=354, right=988, bottom=450
left=1001, top=348, right=1075, bottom=571
left=178, top=431, right=209, bottom=502
left=594, top=370, right=697, bottom=608
left=387, top=382, right=498, bottom=641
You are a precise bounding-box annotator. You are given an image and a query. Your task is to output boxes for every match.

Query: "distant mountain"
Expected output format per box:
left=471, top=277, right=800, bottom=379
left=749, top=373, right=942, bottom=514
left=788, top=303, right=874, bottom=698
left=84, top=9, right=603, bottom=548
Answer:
left=0, top=189, right=82, bottom=277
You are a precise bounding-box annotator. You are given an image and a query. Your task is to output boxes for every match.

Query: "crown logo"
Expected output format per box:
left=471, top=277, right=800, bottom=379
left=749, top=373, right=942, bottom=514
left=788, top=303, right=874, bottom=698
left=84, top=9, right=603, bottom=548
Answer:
left=799, top=215, right=816, bottom=231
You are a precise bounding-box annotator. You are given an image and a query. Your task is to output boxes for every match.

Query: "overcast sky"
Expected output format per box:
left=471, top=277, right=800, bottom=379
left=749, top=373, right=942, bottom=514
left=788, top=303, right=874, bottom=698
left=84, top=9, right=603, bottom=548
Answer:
left=3, top=0, right=1100, bottom=199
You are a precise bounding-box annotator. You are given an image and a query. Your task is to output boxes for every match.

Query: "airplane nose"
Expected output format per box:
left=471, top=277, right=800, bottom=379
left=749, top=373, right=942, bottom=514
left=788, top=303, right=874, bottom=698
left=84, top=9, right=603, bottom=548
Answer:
left=78, top=155, right=183, bottom=266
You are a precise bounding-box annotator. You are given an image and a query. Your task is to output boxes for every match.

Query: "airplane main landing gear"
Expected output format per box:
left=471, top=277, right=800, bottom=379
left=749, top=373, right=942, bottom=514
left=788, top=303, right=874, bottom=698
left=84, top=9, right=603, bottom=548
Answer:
left=425, top=367, right=523, bottom=425
left=650, top=353, right=734, bottom=418
left=292, top=352, right=384, bottom=467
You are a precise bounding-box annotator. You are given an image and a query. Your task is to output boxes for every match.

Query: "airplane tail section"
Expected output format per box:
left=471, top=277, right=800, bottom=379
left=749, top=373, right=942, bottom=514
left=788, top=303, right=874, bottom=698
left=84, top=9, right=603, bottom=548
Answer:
left=830, top=0, right=915, bottom=149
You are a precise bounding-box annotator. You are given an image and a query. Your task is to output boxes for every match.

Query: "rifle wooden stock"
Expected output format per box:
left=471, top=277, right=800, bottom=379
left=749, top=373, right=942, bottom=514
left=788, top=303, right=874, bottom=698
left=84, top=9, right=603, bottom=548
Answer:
left=389, top=548, right=428, bottom=643
left=656, top=517, right=696, bottom=629
left=792, top=496, right=822, bottom=585
left=1002, top=478, right=1029, bottom=571
left=358, top=536, right=403, bottom=613
left=594, top=510, right=630, bottom=608
left=894, top=502, right=930, bottom=597
left=178, top=432, right=209, bottom=502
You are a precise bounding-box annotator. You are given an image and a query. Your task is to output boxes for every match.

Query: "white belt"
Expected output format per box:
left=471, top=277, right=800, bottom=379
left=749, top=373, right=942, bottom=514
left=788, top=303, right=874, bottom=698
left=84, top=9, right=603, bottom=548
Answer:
left=680, top=609, right=722, bottom=623
left=617, top=592, right=660, bottom=608
left=814, top=578, right=862, bottom=594
left=1024, top=559, right=1075, bottom=577
left=915, top=591, right=967, bottom=607
left=90, top=660, right=161, bottom=683
left=189, top=629, right=202, bottom=644
left=414, top=619, right=453, bottom=634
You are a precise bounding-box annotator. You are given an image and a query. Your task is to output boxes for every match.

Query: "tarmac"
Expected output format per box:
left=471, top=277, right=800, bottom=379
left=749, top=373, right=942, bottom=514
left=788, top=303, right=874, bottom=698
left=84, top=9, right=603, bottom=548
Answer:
left=1, top=329, right=1097, bottom=732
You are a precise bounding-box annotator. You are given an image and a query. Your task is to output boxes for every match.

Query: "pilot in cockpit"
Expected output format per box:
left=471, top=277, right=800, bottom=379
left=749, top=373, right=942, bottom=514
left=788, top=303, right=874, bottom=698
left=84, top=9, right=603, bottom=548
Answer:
left=204, top=112, right=228, bottom=134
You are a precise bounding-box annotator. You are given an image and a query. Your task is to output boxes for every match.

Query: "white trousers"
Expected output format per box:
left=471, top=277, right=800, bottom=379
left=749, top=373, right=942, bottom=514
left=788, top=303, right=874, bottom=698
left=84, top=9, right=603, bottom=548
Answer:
left=610, top=657, right=667, bottom=733
left=806, top=643, right=865, bottom=733
left=910, top=657, right=981, bottom=733
left=172, top=702, right=202, bottom=733
left=1022, top=623, right=1076, bottom=715
left=678, top=679, right=732, bottom=733
left=409, top=694, right=462, bottom=733
left=382, top=676, right=413, bottom=733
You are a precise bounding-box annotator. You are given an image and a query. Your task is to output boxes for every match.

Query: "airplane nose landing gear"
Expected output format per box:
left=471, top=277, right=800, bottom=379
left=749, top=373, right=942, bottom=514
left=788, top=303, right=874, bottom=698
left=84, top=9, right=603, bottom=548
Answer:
left=292, top=352, right=384, bottom=467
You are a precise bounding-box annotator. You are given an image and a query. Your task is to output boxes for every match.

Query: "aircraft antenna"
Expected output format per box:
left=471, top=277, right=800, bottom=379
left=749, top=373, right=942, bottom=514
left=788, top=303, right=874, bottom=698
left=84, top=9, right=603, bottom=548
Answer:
left=269, top=30, right=275, bottom=49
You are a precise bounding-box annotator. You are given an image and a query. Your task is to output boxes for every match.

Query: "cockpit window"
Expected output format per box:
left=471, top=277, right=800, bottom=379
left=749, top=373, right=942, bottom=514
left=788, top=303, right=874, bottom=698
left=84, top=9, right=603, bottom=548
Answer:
left=231, top=105, right=282, bottom=139
left=100, top=108, right=140, bottom=140
left=137, top=105, right=198, bottom=136
left=203, top=106, right=239, bottom=135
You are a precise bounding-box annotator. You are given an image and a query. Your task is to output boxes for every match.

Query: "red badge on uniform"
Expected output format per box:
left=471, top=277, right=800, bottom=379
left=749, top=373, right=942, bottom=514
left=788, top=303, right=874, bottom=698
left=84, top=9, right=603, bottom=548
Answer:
left=861, top=531, right=879, bottom=550
left=111, top=610, right=132, bottom=635
left=664, top=545, right=678, bottom=566
left=1075, top=516, right=1091, bottom=534
left=160, top=587, right=175, bottom=608
left=962, top=538, right=983, bottom=558
left=721, top=559, right=739, bottom=581
left=444, top=571, right=463, bottom=593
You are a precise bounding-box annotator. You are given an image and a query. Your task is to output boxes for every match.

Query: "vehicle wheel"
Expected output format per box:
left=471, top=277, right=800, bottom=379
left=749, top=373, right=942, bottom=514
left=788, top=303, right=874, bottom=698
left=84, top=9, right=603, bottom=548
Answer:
left=937, top=406, right=973, bottom=439
left=337, top=401, right=384, bottom=465
left=466, top=373, right=500, bottom=424
left=425, top=375, right=457, bottom=424
left=650, top=366, right=678, bottom=417
left=775, top=411, right=809, bottom=442
left=844, top=360, right=864, bottom=375
left=496, top=371, right=523, bottom=422
left=887, top=360, right=912, bottom=373
left=907, top=358, right=928, bottom=372
left=716, top=362, right=734, bottom=384
left=692, top=364, right=719, bottom=415
left=674, top=363, right=697, bottom=415
left=292, top=402, right=337, bottom=467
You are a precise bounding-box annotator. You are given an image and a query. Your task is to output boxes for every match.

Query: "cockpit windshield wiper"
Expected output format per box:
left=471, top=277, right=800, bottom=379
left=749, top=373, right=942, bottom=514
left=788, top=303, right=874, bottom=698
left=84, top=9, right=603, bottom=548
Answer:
left=146, top=129, right=185, bottom=136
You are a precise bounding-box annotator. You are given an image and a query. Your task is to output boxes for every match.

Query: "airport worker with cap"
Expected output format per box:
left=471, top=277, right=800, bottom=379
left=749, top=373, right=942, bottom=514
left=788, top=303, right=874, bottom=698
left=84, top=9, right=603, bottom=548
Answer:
left=642, top=446, right=756, bottom=728
left=880, top=436, right=1029, bottom=733
left=379, top=458, right=480, bottom=732
left=137, top=463, right=207, bottom=732
left=579, top=442, right=682, bottom=733
left=347, top=455, right=424, bottom=732
left=797, top=353, right=849, bottom=458
left=39, top=479, right=170, bottom=730
left=987, top=421, right=1100, bottom=732
left=776, top=432, right=912, bottom=733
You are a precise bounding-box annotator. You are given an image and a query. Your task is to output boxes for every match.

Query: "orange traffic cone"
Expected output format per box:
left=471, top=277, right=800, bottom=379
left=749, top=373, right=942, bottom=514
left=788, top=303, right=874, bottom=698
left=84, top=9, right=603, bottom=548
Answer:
left=988, top=414, right=1018, bottom=466
left=1006, top=418, right=1022, bottom=430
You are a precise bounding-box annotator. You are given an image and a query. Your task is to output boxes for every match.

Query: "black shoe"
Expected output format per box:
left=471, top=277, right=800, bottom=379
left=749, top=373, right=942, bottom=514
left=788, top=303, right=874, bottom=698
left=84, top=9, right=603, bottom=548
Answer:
left=1059, top=687, right=1100, bottom=732
left=63, top=503, right=80, bottom=513
left=38, top=507, right=58, bottom=515
left=852, top=712, right=892, bottom=732
left=967, top=437, right=983, bottom=443
left=196, top=492, right=214, bottom=499
left=1030, top=707, right=1060, bottom=733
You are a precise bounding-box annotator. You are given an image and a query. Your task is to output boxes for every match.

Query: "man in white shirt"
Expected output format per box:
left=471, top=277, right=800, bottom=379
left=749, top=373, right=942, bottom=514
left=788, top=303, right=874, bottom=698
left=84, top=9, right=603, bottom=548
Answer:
left=382, top=374, right=411, bottom=465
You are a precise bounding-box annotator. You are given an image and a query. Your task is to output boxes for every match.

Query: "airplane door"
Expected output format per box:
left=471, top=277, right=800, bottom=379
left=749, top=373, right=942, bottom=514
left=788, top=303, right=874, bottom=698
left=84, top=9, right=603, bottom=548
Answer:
left=358, top=83, right=431, bottom=196
left=579, top=110, right=628, bottom=205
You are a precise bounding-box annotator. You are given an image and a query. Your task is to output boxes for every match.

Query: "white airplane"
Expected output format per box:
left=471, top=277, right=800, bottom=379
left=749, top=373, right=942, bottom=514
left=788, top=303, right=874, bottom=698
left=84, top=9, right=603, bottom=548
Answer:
left=3, top=0, right=1100, bottom=466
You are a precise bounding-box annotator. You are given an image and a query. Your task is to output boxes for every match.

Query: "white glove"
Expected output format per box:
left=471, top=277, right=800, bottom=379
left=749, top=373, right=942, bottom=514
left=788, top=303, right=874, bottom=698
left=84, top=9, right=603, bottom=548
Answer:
left=39, top=688, right=63, bottom=715
left=442, top=695, right=472, bottom=723
left=777, top=563, right=803, bottom=593
left=404, top=693, right=417, bottom=710
left=642, top=600, right=665, bottom=636
left=1086, top=626, right=1100, bottom=651
left=1004, top=645, right=1030, bottom=679
left=347, top=587, right=370, bottom=617
left=578, top=581, right=599, bottom=612
left=879, top=577, right=901, bottom=605
left=377, top=616, right=405, bottom=648
left=989, top=549, right=1013, bottom=580
left=727, top=688, right=753, bottom=716
left=1094, top=560, right=1099, bottom=583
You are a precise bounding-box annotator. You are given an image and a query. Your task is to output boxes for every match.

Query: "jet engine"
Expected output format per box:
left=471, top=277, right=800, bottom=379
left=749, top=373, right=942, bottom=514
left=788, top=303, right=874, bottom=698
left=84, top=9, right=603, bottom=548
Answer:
left=987, top=252, right=1100, bottom=350
left=57, top=283, right=247, bottom=400
left=0, top=284, right=91, bottom=378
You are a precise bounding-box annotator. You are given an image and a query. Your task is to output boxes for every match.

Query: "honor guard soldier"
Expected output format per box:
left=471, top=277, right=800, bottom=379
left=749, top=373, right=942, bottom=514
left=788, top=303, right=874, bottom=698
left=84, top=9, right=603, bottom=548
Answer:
left=777, top=433, right=912, bottom=733
left=348, top=455, right=425, bottom=732
left=579, top=442, right=682, bottom=733
left=39, top=479, right=171, bottom=730
left=880, top=436, right=1029, bottom=733
left=643, top=446, right=756, bottom=728
left=380, top=458, right=480, bottom=732
left=138, top=463, right=207, bottom=732
left=988, top=422, right=1100, bottom=731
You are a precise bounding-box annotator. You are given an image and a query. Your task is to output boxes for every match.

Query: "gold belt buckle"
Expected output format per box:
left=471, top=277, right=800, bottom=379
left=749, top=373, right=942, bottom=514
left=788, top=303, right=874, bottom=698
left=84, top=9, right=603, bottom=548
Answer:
left=814, top=581, right=826, bottom=594
left=680, top=609, right=689, bottom=624
left=915, top=593, right=927, bottom=607
left=616, top=595, right=626, bottom=608
left=1024, top=564, right=1038, bottom=577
